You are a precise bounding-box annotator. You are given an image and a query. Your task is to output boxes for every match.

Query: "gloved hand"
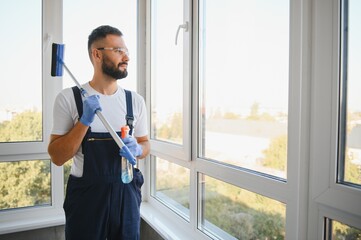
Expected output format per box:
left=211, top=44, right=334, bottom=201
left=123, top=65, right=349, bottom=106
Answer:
left=80, top=95, right=102, bottom=126
left=119, top=137, right=143, bottom=165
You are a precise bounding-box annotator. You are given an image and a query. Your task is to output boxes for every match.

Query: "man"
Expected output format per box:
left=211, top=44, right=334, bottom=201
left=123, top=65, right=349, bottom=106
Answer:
left=48, top=25, right=150, bottom=240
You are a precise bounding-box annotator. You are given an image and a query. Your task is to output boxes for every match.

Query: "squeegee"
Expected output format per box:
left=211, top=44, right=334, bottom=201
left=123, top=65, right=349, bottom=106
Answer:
left=51, top=43, right=135, bottom=183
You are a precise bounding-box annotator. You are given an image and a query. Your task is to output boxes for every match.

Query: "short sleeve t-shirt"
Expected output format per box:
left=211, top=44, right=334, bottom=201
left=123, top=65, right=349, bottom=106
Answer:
left=51, top=82, right=148, bottom=177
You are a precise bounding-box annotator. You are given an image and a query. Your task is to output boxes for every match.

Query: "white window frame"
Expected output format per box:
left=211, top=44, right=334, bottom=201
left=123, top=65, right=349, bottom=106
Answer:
left=309, top=0, right=361, bottom=238
left=146, top=0, right=192, bottom=162
left=142, top=0, right=313, bottom=239
left=0, top=0, right=64, bottom=234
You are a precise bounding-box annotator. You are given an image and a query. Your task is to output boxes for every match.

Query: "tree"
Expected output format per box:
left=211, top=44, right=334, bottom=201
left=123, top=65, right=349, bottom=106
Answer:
left=0, top=160, right=50, bottom=209
left=262, top=135, right=287, bottom=171
left=0, top=110, right=42, bottom=142
left=247, top=102, right=260, bottom=120
left=0, top=110, right=49, bottom=210
left=156, top=112, right=182, bottom=143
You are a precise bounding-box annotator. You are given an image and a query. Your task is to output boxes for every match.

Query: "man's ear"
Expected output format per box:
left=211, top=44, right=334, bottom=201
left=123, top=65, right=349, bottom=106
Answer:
left=91, top=48, right=102, bottom=63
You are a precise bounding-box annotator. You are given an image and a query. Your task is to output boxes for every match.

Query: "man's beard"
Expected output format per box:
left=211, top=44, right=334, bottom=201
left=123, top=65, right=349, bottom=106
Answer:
left=102, top=57, right=128, bottom=80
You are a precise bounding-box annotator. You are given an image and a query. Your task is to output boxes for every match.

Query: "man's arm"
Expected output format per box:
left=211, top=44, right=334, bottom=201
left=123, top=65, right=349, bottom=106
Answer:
left=48, top=122, right=89, bottom=166
left=49, top=93, right=102, bottom=166
left=136, top=135, right=150, bottom=160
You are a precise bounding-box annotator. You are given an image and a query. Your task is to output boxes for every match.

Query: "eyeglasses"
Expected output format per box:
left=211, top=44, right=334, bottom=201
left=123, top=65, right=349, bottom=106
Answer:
left=97, top=47, right=129, bottom=56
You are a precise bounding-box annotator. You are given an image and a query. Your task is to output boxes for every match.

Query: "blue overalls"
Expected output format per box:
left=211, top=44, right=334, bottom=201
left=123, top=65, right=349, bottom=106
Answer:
left=63, top=86, right=144, bottom=240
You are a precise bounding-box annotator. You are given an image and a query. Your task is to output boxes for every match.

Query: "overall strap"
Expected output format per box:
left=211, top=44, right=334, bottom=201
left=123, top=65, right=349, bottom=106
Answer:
left=125, top=90, right=134, bottom=136
left=72, top=86, right=83, bottom=118
left=72, top=86, right=133, bottom=135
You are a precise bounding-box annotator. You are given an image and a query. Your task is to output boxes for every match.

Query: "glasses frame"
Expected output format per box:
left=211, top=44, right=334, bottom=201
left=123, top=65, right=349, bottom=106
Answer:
left=97, top=47, right=129, bottom=56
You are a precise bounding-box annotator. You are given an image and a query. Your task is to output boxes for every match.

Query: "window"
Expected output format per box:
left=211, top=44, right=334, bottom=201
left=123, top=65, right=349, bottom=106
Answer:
left=0, top=0, right=138, bottom=234
left=0, top=160, right=51, bottom=210
left=0, top=0, right=63, bottom=234
left=149, top=0, right=191, bottom=160
left=198, top=0, right=289, bottom=179
left=152, top=156, right=190, bottom=220
left=0, top=0, right=46, bottom=210
left=199, top=175, right=286, bottom=239
left=147, top=0, right=302, bottom=239
left=150, top=0, right=184, bottom=145
left=338, top=0, right=361, bottom=186
left=311, top=0, right=361, bottom=238
left=324, top=218, right=361, bottom=239
left=0, top=1, right=42, bottom=143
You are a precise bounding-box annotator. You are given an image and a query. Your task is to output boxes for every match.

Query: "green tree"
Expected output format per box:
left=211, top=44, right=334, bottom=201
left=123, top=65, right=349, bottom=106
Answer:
left=203, top=177, right=285, bottom=239
left=333, top=221, right=361, bottom=239
left=262, top=135, right=287, bottom=171
left=0, top=110, right=49, bottom=210
left=0, top=110, right=42, bottom=142
left=344, top=148, right=361, bottom=184
left=0, top=160, right=50, bottom=209
left=246, top=102, right=276, bottom=121
left=247, top=102, right=260, bottom=120
left=157, top=112, right=182, bottom=143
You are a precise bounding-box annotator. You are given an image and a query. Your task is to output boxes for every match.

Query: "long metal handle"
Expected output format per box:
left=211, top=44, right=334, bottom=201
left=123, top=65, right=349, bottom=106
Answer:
left=96, top=111, right=125, bottom=147
left=62, top=62, right=128, bottom=150
left=58, top=55, right=135, bottom=183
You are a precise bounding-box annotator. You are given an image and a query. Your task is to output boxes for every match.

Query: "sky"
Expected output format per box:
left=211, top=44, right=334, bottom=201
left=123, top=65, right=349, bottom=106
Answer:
left=0, top=1, right=42, bottom=113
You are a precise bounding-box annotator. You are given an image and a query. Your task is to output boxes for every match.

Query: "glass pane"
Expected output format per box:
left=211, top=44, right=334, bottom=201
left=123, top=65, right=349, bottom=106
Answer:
left=153, top=157, right=190, bottom=219
left=63, top=0, right=137, bottom=91
left=0, top=160, right=51, bottom=210
left=150, top=0, right=184, bottom=144
left=326, top=218, right=361, bottom=240
left=199, top=175, right=286, bottom=239
left=199, top=0, right=289, bottom=179
left=0, top=1, right=42, bottom=143
left=341, top=0, right=361, bottom=186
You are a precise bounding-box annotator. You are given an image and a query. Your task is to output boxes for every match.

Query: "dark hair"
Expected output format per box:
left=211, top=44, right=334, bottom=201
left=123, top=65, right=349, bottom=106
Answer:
left=88, top=25, right=123, bottom=58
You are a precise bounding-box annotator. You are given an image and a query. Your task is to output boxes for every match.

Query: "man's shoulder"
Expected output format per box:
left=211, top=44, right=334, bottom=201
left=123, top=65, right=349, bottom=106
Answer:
left=118, top=87, right=145, bottom=103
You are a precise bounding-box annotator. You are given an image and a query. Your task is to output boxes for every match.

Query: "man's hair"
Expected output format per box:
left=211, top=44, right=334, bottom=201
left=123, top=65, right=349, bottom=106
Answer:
left=88, top=25, right=123, bottom=59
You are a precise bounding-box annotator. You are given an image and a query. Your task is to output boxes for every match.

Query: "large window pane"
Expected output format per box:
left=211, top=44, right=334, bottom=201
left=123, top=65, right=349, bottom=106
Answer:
left=63, top=0, right=137, bottom=91
left=153, top=156, right=190, bottom=219
left=0, top=1, right=42, bottom=143
left=199, top=175, right=286, bottom=239
left=150, top=0, right=184, bottom=144
left=199, top=0, right=289, bottom=179
left=339, top=0, right=361, bottom=186
left=0, top=160, right=51, bottom=210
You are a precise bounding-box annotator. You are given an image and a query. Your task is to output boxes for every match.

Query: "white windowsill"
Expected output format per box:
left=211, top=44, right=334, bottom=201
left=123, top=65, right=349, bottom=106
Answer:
left=2, top=202, right=197, bottom=238
left=0, top=209, right=65, bottom=235
left=140, top=202, right=195, bottom=240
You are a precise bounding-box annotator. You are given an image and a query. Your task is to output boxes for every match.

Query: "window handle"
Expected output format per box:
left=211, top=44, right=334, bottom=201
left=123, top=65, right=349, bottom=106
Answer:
left=175, top=21, right=188, bottom=45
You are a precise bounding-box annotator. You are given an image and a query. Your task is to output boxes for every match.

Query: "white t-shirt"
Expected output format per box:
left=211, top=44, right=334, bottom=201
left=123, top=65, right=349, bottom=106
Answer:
left=51, top=82, right=148, bottom=177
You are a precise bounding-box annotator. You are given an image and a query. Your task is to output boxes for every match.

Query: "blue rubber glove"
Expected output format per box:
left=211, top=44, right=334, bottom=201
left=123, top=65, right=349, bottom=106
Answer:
left=119, top=137, right=143, bottom=165
left=80, top=95, right=102, bottom=126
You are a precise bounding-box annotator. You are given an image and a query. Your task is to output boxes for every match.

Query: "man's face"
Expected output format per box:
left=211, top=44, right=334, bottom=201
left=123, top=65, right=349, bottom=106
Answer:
left=102, top=54, right=128, bottom=80
left=97, top=34, right=130, bottom=80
